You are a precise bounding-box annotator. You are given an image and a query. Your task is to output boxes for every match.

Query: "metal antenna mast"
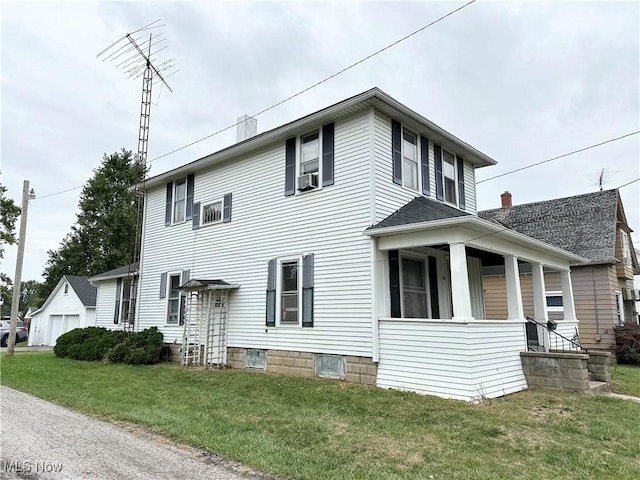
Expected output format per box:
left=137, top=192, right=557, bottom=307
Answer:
left=97, top=19, right=177, bottom=332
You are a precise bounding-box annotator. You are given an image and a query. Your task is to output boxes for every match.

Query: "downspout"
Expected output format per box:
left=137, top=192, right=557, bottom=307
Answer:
left=591, top=266, right=601, bottom=341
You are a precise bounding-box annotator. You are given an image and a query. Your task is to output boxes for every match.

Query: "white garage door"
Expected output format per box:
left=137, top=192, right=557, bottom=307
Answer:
left=65, top=315, right=80, bottom=332
left=49, top=315, right=64, bottom=345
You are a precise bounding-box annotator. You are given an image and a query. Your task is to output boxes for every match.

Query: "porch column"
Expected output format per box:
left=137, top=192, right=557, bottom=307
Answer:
left=449, top=242, right=473, bottom=320
left=531, top=263, right=549, bottom=322
left=504, top=254, right=524, bottom=320
left=531, top=262, right=550, bottom=351
left=560, top=269, right=577, bottom=322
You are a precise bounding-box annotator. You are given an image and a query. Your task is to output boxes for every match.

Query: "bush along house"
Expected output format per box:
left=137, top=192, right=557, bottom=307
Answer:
left=95, top=88, right=593, bottom=401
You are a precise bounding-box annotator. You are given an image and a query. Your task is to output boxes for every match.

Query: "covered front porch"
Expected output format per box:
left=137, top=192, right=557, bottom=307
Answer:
left=365, top=198, right=586, bottom=401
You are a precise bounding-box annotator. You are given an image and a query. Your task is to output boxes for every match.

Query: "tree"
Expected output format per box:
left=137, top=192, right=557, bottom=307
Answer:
left=41, top=150, right=145, bottom=298
left=0, top=182, right=21, bottom=260
left=20, top=279, right=44, bottom=311
left=0, top=273, right=12, bottom=318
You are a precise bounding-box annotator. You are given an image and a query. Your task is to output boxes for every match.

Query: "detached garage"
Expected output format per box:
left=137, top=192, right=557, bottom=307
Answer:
left=28, top=276, right=96, bottom=346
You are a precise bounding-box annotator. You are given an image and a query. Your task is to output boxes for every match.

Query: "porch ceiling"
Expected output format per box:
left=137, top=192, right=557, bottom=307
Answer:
left=365, top=215, right=587, bottom=270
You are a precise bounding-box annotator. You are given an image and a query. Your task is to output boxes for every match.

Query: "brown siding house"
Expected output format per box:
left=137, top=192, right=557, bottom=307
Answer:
left=480, top=189, right=639, bottom=353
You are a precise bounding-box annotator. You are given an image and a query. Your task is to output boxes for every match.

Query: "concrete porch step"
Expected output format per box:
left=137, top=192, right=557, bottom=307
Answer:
left=588, top=381, right=609, bottom=395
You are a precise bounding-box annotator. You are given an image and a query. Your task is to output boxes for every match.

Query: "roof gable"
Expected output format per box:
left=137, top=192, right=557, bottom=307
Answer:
left=479, top=189, right=619, bottom=263
left=64, top=275, right=97, bottom=307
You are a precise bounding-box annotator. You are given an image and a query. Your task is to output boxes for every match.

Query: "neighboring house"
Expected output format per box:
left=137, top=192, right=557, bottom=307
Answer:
left=89, top=263, right=138, bottom=329
left=99, top=88, right=586, bottom=401
left=480, top=190, right=640, bottom=353
left=28, top=276, right=97, bottom=346
left=635, top=249, right=640, bottom=324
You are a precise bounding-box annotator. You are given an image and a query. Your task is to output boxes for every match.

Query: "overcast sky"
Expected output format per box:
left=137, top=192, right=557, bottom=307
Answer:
left=1, top=0, right=639, bottom=283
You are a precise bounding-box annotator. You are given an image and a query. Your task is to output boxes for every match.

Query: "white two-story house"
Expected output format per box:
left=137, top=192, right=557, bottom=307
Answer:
left=94, top=88, right=585, bottom=401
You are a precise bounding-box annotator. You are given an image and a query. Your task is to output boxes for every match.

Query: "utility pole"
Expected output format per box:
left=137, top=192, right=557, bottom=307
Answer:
left=6, top=180, right=35, bottom=356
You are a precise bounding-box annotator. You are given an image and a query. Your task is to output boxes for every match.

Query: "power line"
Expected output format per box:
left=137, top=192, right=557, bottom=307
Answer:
left=32, top=1, right=478, bottom=200
left=35, top=185, right=83, bottom=200
left=148, top=0, right=478, bottom=164
left=476, top=130, right=640, bottom=184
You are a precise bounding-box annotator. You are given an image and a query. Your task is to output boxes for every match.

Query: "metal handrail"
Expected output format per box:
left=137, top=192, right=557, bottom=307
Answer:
left=525, top=316, right=587, bottom=353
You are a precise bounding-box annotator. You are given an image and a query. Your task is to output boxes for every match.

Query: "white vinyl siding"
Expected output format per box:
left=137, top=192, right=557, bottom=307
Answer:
left=377, top=319, right=527, bottom=401
left=373, top=112, right=478, bottom=220
left=137, top=111, right=374, bottom=356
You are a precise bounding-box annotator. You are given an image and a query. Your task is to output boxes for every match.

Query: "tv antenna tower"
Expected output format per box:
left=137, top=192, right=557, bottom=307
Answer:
left=97, top=19, right=177, bottom=332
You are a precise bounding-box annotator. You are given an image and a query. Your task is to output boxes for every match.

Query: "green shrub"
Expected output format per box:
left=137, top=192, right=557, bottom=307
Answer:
left=54, top=327, right=111, bottom=360
left=55, top=326, right=166, bottom=364
left=614, top=323, right=640, bottom=365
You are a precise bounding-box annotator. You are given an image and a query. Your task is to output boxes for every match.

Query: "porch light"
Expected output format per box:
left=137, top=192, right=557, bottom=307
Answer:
left=547, top=319, right=558, bottom=331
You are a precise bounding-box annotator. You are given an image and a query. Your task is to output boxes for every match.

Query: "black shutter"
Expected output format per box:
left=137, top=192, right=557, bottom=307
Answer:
left=389, top=250, right=401, bottom=318
left=457, top=156, right=466, bottom=210
left=179, top=295, right=186, bottom=326
left=428, top=256, right=440, bottom=319
left=159, top=272, right=167, bottom=299
left=266, top=259, right=276, bottom=326
left=285, top=138, right=296, bottom=196
left=322, top=123, right=335, bottom=186
left=421, top=136, right=430, bottom=196
left=392, top=120, right=402, bottom=185
left=434, top=144, right=444, bottom=201
left=302, top=254, right=314, bottom=327
left=223, top=193, right=232, bottom=223
left=181, top=269, right=190, bottom=286
left=185, top=174, right=195, bottom=219
left=165, top=183, right=173, bottom=226
left=114, top=277, right=122, bottom=324
left=192, top=202, right=201, bottom=230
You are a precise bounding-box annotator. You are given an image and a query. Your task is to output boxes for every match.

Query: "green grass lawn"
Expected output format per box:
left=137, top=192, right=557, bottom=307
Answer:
left=610, top=364, right=640, bottom=397
left=2, top=352, right=639, bottom=480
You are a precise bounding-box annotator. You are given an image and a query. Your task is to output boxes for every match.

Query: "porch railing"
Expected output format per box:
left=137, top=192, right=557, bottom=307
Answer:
left=525, top=316, right=586, bottom=353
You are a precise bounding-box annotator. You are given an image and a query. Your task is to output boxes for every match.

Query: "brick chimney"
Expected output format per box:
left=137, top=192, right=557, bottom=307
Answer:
left=501, top=191, right=512, bottom=208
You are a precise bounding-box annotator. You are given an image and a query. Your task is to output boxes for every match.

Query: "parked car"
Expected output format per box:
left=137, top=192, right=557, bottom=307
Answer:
left=0, top=320, right=29, bottom=347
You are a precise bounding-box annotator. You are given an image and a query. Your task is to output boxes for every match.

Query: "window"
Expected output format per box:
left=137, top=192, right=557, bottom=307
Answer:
left=545, top=292, right=564, bottom=312
left=266, top=255, right=314, bottom=327
left=402, top=130, right=418, bottom=191
left=442, top=149, right=456, bottom=204
left=202, top=200, right=222, bottom=225
left=300, top=131, right=320, bottom=175
left=173, top=178, right=187, bottom=223
left=621, top=230, right=632, bottom=266
left=120, top=277, right=133, bottom=324
left=285, top=123, right=334, bottom=196
left=615, top=290, right=625, bottom=325
left=280, top=260, right=300, bottom=324
left=401, top=257, right=429, bottom=318
left=167, top=274, right=181, bottom=325
left=63, top=283, right=69, bottom=294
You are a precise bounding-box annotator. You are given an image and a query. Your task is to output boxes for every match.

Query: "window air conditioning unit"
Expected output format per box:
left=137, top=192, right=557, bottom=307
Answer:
left=297, top=173, right=318, bottom=191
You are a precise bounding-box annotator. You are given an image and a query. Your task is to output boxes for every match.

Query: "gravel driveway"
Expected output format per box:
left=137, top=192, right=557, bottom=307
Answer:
left=0, top=387, right=255, bottom=480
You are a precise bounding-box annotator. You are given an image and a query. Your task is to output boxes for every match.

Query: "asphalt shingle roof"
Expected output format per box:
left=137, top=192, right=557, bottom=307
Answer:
left=368, top=196, right=470, bottom=230
left=64, top=275, right=97, bottom=307
left=478, top=189, right=619, bottom=263
left=90, top=263, right=138, bottom=280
